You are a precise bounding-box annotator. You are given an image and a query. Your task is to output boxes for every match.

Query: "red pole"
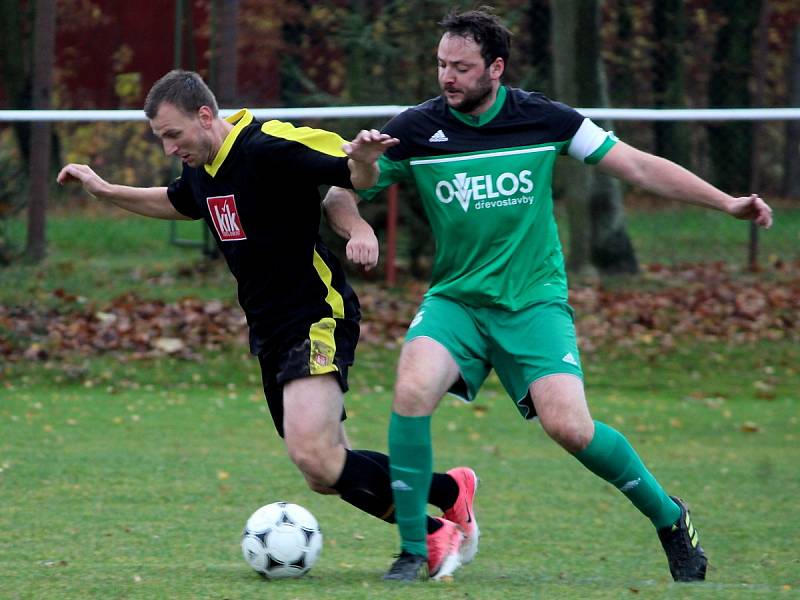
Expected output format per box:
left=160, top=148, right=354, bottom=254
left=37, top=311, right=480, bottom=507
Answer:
left=386, top=184, right=398, bottom=285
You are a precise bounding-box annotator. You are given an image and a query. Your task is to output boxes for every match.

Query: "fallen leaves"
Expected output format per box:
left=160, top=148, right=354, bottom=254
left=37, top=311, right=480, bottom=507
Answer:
left=1, top=261, right=798, bottom=365
left=740, top=421, right=762, bottom=433
left=1, top=294, right=248, bottom=361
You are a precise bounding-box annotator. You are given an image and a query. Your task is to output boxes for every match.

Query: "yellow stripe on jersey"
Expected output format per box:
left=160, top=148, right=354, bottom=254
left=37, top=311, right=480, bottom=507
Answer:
left=205, top=109, right=254, bottom=177
left=308, top=317, right=338, bottom=376
left=312, top=248, right=345, bottom=318
left=309, top=249, right=344, bottom=374
left=261, top=120, right=347, bottom=157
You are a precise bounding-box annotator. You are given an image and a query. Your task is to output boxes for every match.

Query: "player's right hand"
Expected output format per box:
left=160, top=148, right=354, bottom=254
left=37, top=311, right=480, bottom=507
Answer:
left=56, top=163, right=109, bottom=198
left=725, top=193, right=773, bottom=229
left=346, top=221, right=379, bottom=271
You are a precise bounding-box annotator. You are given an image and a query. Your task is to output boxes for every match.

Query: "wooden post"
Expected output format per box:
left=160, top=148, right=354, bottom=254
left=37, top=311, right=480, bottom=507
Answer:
left=749, top=1, right=771, bottom=272
left=26, top=0, right=57, bottom=262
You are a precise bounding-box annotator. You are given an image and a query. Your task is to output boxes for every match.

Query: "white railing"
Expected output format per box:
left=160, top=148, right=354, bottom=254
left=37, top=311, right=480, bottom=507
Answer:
left=1, top=107, right=799, bottom=122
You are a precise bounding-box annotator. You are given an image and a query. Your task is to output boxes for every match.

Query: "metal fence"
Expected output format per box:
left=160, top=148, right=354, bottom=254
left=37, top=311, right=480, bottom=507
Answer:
left=0, top=107, right=798, bottom=276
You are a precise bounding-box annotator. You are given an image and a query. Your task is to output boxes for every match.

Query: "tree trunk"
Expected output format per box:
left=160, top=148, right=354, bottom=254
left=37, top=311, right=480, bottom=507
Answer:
left=212, top=0, right=240, bottom=107
left=25, top=0, right=56, bottom=263
left=748, top=1, right=771, bottom=270
left=551, top=0, right=592, bottom=275
left=0, top=0, right=33, bottom=165
left=553, top=0, right=638, bottom=275
left=784, top=24, right=800, bottom=199
left=708, top=0, right=761, bottom=193
left=652, top=0, right=690, bottom=167
left=607, top=0, right=636, bottom=107
left=523, top=0, right=552, bottom=95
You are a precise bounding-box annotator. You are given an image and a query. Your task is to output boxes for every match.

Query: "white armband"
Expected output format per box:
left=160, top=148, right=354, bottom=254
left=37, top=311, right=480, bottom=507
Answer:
left=567, top=118, right=616, bottom=163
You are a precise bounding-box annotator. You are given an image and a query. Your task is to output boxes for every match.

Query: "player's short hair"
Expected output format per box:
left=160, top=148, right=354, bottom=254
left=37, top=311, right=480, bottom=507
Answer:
left=143, top=70, right=219, bottom=119
left=439, top=7, right=512, bottom=68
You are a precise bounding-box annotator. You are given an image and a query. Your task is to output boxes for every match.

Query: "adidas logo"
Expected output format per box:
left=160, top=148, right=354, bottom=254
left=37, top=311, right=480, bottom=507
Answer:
left=620, top=477, right=641, bottom=492
left=428, top=129, right=448, bottom=142
left=391, top=479, right=412, bottom=492
left=561, top=352, right=578, bottom=366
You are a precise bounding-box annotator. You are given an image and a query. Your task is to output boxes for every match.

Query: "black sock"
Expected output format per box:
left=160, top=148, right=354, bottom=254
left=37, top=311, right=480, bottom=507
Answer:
left=333, top=449, right=395, bottom=521
left=332, top=449, right=458, bottom=533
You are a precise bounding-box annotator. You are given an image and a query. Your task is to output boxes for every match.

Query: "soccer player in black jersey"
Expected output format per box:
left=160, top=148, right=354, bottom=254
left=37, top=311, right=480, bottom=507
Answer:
left=57, top=70, right=475, bottom=579
left=324, top=9, right=773, bottom=583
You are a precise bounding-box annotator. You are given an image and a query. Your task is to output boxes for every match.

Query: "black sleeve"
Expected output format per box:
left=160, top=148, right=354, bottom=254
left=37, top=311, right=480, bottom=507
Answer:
left=544, top=98, right=586, bottom=152
left=251, top=124, right=355, bottom=189
left=166, top=168, right=203, bottom=219
left=276, top=142, right=353, bottom=189
left=380, top=110, right=416, bottom=162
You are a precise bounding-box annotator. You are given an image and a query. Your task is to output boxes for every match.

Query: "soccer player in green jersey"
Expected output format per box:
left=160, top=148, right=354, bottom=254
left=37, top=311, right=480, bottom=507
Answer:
left=323, top=8, right=773, bottom=583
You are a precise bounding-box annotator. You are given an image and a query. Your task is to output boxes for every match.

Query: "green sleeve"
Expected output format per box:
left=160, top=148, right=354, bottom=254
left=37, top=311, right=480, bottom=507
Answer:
left=357, top=154, right=412, bottom=201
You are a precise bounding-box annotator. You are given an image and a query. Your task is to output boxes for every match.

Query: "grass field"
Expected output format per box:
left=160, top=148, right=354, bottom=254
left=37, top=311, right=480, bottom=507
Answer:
left=1, top=342, right=798, bottom=599
left=2, top=202, right=799, bottom=305
left=1, top=210, right=798, bottom=598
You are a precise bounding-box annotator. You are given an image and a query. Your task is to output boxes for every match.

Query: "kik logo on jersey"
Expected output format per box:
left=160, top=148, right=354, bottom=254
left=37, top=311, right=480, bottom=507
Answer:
left=434, top=170, right=534, bottom=212
left=207, top=195, right=247, bottom=241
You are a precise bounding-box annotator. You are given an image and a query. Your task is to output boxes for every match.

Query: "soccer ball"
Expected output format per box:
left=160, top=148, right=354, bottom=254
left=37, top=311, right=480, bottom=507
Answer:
left=241, top=502, right=323, bottom=579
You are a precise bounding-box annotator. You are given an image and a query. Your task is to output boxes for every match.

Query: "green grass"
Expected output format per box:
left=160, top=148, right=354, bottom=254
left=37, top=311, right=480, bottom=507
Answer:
left=1, top=207, right=798, bottom=598
left=2, top=203, right=799, bottom=308
left=1, top=341, right=798, bottom=599
left=1, top=215, right=231, bottom=305
left=623, top=203, right=800, bottom=266
left=555, top=200, right=800, bottom=267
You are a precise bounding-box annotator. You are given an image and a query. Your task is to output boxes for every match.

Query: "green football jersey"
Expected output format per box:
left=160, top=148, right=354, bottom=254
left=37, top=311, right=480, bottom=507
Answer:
left=361, top=86, right=617, bottom=310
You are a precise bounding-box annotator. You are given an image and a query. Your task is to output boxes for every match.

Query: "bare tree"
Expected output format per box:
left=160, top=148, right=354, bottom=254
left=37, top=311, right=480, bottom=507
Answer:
left=212, top=0, right=240, bottom=107
left=26, top=0, right=56, bottom=262
left=552, top=0, right=638, bottom=275
left=652, top=0, right=690, bottom=167
left=708, top=0, right=761, bottom=193
left=552, top=0, right=591, bottom=274
left=785, top=24, right=800, bottom=199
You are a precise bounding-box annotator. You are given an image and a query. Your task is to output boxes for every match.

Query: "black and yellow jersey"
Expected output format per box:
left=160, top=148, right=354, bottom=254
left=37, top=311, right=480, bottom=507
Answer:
left=167, top=109, right=359, bottom=355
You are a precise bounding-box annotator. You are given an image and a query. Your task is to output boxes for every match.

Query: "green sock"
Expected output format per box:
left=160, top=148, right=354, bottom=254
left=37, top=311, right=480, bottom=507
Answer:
left=574, top=421, right=680, bottom=529
left=388, top=412, right=432, bottom=557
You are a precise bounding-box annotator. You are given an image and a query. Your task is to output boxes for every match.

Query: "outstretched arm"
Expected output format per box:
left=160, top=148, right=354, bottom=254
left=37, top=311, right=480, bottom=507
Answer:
left=342, top=129, right=399, bottom=190
left=323, top=186, right=379, bottom=270
left=57, top=163, right=191, bottom=220
left=597, top=142, right=773, bottom=228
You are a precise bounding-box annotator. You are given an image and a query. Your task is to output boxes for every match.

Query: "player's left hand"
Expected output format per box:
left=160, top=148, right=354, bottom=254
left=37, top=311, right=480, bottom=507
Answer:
left=342, top=129, right=399, bottom=164
left=346, top=220, right=379, bottom=271
left=726, top=194, right=773, bottom=229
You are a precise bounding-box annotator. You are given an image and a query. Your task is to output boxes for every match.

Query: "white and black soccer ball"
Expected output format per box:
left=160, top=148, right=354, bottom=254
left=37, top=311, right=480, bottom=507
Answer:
left=241, top=502, right=323, bottom=579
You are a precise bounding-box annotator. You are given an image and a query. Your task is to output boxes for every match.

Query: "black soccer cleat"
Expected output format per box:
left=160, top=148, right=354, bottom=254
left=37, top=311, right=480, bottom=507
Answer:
left=657, top=496, right=708, bottom=582
left=383, top=551, right=429, bottom=582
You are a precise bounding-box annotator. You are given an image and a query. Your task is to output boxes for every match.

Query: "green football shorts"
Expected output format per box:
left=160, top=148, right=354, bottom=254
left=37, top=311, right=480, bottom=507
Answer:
left=405, top=294, right=583, bottom=419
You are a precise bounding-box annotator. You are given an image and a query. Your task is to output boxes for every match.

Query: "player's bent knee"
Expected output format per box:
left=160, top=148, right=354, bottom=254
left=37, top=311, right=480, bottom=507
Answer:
left=286, top=442, right=336, bottom=485
left=303, top=475, right=337, bottom=495
left=542, top=420, right=593, bottom=453
left=393, top=379, right=437, bottom=415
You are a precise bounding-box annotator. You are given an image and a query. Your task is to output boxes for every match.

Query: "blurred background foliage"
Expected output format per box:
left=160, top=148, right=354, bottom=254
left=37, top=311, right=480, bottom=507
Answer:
left=0, top=0, right=798, bottom=273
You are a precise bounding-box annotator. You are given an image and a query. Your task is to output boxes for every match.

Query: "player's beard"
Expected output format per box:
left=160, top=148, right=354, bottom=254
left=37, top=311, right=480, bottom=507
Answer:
left=443, top=69, right=493, bottom=114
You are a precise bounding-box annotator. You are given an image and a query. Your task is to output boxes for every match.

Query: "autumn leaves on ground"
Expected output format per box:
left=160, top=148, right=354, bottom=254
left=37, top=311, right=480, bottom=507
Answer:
left=2, top=260, right=798, bottom=364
